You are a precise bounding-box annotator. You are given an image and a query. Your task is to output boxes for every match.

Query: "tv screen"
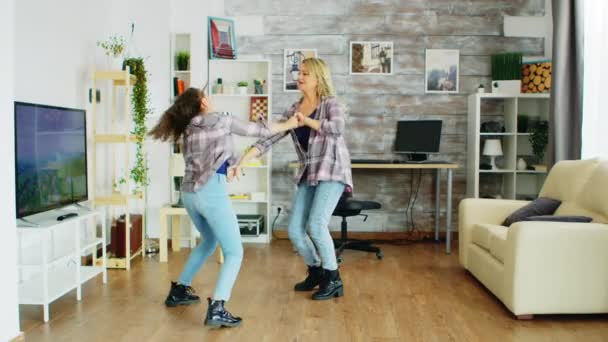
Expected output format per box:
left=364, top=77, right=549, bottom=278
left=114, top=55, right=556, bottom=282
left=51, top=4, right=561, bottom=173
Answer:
left=395, top=120, right=442, bottom=153
left=14, top=102, right=88, bottom=218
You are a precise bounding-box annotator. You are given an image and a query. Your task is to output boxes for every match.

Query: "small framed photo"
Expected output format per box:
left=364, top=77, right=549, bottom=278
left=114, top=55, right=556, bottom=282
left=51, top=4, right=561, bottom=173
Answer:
left=208, top=16, right=237, bottom=59
left=283, top=49, right=317, bottom=92
left=425, top=49, right=459, bottom=93
left=350, top=41, right=393, bottom=75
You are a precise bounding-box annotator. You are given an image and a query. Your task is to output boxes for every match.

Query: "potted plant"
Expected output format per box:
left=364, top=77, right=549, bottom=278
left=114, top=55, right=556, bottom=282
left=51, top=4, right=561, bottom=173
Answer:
left=176, top=51, right=190, bottom=71
left=237, top=81, right=248, bottom=95
left=123, top=57, right=150, bottom=193
left=491, top=52, right=522, bottom=94
left=517, top=114, right=530, bottom=133
left=529, top=120, right=548, bottom=165
left=97, top=35, right=126, bottom=70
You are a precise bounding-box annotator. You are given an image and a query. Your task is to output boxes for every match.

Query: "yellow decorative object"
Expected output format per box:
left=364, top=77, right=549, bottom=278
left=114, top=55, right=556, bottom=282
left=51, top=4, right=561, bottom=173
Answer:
left=229, top=193, right=250, bottom=200
left=521, top=61, right=552, bottom=93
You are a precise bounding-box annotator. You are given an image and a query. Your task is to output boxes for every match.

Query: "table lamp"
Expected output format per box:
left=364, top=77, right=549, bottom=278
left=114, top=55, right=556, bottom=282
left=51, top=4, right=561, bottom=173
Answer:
left=483, top=139, right=503, bottom=170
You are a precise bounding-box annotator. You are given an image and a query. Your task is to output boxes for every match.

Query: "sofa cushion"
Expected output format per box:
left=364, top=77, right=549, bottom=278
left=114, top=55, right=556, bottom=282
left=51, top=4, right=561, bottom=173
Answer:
left=555, top=202, right=608, bottom=224
left=472, top=223, right=509, bottom=263
left=577, top=161, right=608, bottom=220
left=502, top=197, right=561, bottom=226
left=523, top=215, right=593, bottom=223
left=539, top=158, right=600, bottom=202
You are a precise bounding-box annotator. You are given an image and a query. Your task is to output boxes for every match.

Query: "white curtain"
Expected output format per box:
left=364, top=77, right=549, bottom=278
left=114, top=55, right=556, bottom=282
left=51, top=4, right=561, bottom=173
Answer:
left=582, top=1, right=608, bottom=158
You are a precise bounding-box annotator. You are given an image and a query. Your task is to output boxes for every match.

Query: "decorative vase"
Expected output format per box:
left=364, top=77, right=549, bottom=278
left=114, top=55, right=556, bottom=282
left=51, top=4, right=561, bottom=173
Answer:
left=517, top=158, right=527, bottom=170
left=237, top=86, right=248, bottom=95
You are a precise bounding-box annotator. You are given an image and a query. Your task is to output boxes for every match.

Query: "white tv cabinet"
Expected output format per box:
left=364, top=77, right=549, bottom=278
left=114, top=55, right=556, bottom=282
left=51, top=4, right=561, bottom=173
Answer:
left=17, top=206, right=107, bottom=322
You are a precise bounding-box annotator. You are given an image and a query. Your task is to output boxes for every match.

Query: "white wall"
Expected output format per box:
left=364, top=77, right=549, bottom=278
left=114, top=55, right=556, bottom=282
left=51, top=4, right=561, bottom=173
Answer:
left=14, top=0, right=171, bottom=238
left=1, top=0, right=21, bottom=340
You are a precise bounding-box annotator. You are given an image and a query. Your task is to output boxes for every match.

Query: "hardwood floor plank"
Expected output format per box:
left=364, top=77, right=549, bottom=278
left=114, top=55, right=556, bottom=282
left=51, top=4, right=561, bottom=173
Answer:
left=19, top=241, right=608, bottom=341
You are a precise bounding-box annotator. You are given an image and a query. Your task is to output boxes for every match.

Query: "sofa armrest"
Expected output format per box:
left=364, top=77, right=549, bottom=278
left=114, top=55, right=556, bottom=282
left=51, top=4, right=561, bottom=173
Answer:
left=504, top=222, right=608, bottom=315
left=458, top=198, right=529, bottom=268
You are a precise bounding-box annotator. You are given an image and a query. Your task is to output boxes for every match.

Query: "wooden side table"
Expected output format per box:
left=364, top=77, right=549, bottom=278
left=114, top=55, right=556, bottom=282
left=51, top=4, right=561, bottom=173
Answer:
left=159, top=206, right=223, bottom=263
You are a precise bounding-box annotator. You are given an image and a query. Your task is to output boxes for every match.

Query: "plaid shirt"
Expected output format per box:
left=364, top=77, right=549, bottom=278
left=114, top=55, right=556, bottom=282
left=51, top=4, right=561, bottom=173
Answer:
left=182, top=112, right=273, bottom=192
left=254, top=96, right=353, bottom=190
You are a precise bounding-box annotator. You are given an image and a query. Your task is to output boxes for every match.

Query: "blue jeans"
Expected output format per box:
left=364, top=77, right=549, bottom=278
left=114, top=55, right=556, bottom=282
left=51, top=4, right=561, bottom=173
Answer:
left=288, top=181, right=345, bottom=271
left=179, top=174, right=243, bottom=301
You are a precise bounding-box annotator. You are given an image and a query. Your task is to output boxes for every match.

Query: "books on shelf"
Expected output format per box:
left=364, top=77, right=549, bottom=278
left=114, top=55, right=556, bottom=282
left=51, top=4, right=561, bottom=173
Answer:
left=173, top=77, right=185, bottom=97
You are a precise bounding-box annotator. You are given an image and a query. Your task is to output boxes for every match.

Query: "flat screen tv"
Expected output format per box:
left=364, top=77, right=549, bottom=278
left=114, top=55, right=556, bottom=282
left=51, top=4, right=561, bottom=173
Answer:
left=14, top=102, right=88, bottom=218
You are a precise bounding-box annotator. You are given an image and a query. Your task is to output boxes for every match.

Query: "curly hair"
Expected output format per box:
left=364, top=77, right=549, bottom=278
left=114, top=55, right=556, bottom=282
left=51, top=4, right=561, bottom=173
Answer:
left=148, top=87, right=203, bottom=142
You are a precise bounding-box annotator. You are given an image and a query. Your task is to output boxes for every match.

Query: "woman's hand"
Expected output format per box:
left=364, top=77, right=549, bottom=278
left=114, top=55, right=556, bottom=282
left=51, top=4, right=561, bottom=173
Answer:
left=294, top=112, right=306, bottom=127
left=285, top=115, right=300, bottom=129
left=227, top=165, right=243, bottom=183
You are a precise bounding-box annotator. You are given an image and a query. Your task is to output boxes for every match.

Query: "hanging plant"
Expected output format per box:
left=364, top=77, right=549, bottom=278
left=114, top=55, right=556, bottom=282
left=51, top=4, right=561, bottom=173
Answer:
left=123, top=57, right=151, bottom=193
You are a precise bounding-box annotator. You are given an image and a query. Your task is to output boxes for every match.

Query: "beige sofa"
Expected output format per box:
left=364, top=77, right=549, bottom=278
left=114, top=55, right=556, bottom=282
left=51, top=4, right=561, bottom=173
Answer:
left=459, top=158, right=608, bottom=318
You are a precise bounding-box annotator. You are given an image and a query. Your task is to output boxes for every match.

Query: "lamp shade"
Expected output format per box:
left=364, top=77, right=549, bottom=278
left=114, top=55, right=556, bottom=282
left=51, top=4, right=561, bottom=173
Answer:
left=483, top=139, right=503, bottom=156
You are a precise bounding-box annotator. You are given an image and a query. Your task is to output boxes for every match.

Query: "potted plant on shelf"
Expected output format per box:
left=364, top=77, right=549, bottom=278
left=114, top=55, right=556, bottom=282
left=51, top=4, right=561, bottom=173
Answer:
left=517, top=114, right=530, bottom=133
left=529, top=120, right=548, bottom=170
left=97, top=35, right=126, bottom=70
left=176, top=51, right=190, bottom=71
left=123, top=57, right=151, bottom=194
left=237, top=81, right=248, bottom=95
left=491, top=52, right=522, bottom=94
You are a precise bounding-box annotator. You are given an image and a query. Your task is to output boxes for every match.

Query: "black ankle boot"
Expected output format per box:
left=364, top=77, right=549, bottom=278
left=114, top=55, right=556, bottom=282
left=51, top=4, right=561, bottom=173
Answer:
left=312, top=269, right=344, bottom=300
left=294, top=265, right=324, bottom=291
left=165, top=281, right=201, bottom=307
left=204, top=298, right=242, bottom=328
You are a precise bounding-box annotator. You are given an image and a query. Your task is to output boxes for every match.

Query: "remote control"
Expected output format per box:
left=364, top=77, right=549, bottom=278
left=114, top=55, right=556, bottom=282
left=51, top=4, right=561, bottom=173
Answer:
left=57, top=213, right=79, bottom=221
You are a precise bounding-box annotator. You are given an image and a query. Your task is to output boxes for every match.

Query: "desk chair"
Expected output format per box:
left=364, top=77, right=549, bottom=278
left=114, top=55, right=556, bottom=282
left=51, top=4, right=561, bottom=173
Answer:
left=333, top=197, right=383, bottom=263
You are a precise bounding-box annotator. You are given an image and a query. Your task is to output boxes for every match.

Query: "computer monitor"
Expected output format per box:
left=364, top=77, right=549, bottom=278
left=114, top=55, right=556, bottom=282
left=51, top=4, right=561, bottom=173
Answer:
left=394, top=120, right=442, bottom=161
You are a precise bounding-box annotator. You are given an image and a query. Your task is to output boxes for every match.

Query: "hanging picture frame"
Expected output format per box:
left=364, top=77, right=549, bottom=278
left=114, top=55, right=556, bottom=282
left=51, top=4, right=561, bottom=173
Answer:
left=425, top=49, right=459, bottom=94
left=208, top=16, right=237, bottom=60
left=283, top=49, right=317, bottom=92
left=349, top=41, right=393, bottom=75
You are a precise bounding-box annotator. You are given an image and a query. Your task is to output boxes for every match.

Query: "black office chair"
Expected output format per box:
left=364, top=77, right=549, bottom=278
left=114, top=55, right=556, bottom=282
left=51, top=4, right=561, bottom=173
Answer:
left=333, top=196, right=383, bottom=263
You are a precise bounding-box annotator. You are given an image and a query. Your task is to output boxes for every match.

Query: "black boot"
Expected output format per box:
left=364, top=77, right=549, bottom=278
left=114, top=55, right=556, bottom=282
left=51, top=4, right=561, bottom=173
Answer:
left=294, top=265, right=324, bottom=291
left=204, top=298, right=242, bottom=328
left=312, top=269, right=344, bottom=300
left=165, top=281, right=201, bottom=307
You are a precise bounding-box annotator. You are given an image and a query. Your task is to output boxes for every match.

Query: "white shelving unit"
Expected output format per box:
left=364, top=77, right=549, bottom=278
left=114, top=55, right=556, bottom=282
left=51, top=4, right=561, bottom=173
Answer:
left=209, top=59, right=272, bottom=243
left=170, top=33, right=191, bottom=101
left=467, top=93, right=550, bottom=200
left=17, top=207, right=107, bottom=322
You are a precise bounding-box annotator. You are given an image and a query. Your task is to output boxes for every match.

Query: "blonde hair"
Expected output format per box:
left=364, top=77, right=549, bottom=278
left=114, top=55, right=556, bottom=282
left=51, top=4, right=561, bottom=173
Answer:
left=301, top=58, right=335, bottom=99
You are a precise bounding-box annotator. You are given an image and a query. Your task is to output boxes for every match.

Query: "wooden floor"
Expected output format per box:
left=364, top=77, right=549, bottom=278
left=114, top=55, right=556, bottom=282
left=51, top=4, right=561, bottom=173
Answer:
left=20, top=241, right=608, bottom=342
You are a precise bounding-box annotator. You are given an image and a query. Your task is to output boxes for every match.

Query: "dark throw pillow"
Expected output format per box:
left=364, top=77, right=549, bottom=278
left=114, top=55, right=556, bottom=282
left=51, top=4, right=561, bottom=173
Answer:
left=523, top=215, right=593, bottom=223
left=502, top=197, right=562, bottom=226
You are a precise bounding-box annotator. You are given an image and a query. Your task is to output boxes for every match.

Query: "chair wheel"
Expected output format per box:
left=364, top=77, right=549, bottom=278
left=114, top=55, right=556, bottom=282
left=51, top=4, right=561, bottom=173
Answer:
left=376, top=251, right=383, bottom=260
left=337, top=256, right=343, bottom=264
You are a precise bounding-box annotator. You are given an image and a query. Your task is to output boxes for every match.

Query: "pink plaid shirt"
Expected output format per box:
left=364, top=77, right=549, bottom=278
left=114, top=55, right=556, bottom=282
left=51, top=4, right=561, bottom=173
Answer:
left=254, top=96, right=353, bottom=190
left=181, top=112, right=273, bottom=192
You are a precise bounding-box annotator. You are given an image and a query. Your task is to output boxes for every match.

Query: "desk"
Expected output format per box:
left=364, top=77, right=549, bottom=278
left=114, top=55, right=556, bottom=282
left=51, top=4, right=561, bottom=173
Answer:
left=159, top=206, right=223, bottom=263
left=289, top=162, right=458, bottom=253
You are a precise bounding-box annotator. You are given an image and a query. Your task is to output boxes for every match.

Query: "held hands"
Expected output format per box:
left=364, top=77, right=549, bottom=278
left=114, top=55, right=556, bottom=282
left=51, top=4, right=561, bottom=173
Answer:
left=227, top=165, right=243, bottom=183
left=294, top=112, right=307, bottom=127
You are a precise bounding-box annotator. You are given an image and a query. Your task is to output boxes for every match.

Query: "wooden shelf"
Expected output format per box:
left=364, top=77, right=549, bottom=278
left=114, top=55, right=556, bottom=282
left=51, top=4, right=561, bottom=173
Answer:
left=94, top=70, right=136, bottom=85
left=94, top=193, right=144, bottom=206
left=105, top=248, right=143, bottom=269
left=94, top=134, right=139, bottom=143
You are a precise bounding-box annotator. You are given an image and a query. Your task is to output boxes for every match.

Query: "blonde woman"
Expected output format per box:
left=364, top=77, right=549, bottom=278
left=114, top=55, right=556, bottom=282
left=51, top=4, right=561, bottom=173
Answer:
left=235, top=58, right=352, bottom=300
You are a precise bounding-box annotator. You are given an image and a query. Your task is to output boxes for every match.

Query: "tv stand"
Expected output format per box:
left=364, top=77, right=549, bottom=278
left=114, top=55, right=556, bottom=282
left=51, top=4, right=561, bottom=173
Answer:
left=407, top=153, right=428, bottom=162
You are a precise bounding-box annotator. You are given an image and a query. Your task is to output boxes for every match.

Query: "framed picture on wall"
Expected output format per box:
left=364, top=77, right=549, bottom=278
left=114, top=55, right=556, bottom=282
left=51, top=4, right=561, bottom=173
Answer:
left=425, top=49, right=459, bottom=93
left=208, top=16, right=237, bottom=59
left=350, top=41, right=393, bottom=75
left=283, top=49, right=317, bottom=92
